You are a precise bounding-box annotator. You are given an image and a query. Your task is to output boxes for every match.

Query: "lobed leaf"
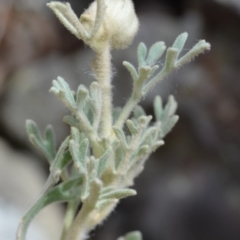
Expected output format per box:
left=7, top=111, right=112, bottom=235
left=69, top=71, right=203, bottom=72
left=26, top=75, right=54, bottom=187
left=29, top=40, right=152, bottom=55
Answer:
left=17, top=177, right=82, bottom=240
left=123, top=61, right=138, bottom=81
left=117, top=231, right=142, bottom=240
left=146, top=41, right=166, bottom=66
left=153, top=95, right=163, bottom=122
left=133, top=105, right=146, bottom=119
left=172, top=32, right=188, bottom=57
left=97, top=148, right=112, bottom=177
left=100, top=188, right=136, bottom=200
left=26, top=120, right=55, bottom=163
left=137, top=42, right=147, bottom=66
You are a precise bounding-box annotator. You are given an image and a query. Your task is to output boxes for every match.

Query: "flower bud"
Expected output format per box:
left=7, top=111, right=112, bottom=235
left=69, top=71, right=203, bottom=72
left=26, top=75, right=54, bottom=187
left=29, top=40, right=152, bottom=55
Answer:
left=80, top=0, right=139, bottom=50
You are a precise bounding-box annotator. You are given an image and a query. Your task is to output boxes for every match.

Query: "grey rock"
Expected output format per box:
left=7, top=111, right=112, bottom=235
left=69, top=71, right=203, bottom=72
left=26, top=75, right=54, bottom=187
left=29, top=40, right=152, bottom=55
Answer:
left=0, top=139, right=63, bottom=240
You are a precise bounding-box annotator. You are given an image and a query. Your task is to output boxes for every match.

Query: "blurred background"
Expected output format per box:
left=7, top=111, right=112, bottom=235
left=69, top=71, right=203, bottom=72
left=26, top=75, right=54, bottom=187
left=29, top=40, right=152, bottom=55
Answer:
left=1, top=0, right=240, bottom=239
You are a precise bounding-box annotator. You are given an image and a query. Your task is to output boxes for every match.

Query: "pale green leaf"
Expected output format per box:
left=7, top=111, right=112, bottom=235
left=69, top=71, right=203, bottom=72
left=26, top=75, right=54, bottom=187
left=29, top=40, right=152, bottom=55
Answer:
left=146, top=41, right=166, bottom=66
left=137, top=42, right=147, bottom=66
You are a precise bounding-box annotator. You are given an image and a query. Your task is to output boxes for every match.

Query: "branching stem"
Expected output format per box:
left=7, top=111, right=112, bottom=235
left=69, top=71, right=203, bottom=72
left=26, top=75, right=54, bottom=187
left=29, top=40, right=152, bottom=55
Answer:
left=114, top=94, right=139, bottom=130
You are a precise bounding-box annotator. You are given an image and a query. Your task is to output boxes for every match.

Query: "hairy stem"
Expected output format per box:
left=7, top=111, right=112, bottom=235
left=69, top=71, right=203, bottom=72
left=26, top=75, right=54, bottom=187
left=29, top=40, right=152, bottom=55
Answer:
left=114, top=94, right=139, bottom=130
left=142, top=68, right=169, bottom=96
left=60, top=200, right=79, bottom=240
left=66, top=201, right=117, bottom=240
left=89, top=0, right=106, bottom=39
left=92, top=45, right=113, bottom=138
left=115, top=68, right=170, bottom=130
left=66, top=203, right=93, bottom=240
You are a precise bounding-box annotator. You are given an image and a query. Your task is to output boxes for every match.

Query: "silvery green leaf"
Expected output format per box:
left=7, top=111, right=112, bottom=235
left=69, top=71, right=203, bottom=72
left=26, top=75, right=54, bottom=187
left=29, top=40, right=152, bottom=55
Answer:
left=162, top=115, right=179, bottom=137
left=96, top=199, right=118, bottom=211
left=26, top=120, right=45, bottom=151
left=71, top=127, right=80, bottom=144
left=98, top=148, right=112, bottom=177
left=138, top=115, right=152, bottom=128
left=151, top=140, right=165, bottom=152
left=191, top=40, right=211, bottom=52
left=123, top=61, right=138, bottom=81
left=47, top=2, right=79, bottom=37
left=88, top=0, right=107, bottom=39
left=57, top=76, right=76, bottom=106
left=86, top=156, right=97, bottom=174
left=100, top=188, right=136, bottom=200
left=26, top=120, right=54, bottom=163
left=88, top=82, right=101, bottom=129
left=51, top=150, right=72, bottom=175
left=50, top=77, right=76, bottom=110
left=140, top=125, right=160, bottom=146
left=142, top=37, right=210, bottom=96
left=137, top=145, right=149, bottom=157
left=83, top=101, right=94, bottom=126
left=89, top=82, right=101, bottom=106
left=162, top=95, right=178, bottom=123
left=70, top=128, right=86, bottom=145
left=113, top=127, right=128, bottom=150
left=44, top=125, right=56, bottom=160
left=146, top=41, right=166, bottom=66
left=47, top=2, right=89, bottom=40
left=137, top=42, right=147, bottom=66
left=76, top=84, right=89, bottom=109
left=133, top=105, right=146, bottom=119
left=55, top=136, right=70, bottom=160
left=126, top=120, right=138, bottom=135
left=176, top=39, right=211, bottom=67
left=50, top=137, right=72, bottom=181
left=172, top=32, right=188, bottom=57
left=117, top=231, right=143, bottom=240
left=79, top=138, right=89, bottom=166
left=114, top=145, right=124, bottom=169
left=126, top=231, right=142, bottom=240
left=70, top=138, right=89, bottom=171
left=63, top=115, right=79, bottom=128
left=69, top=127, right=89, bottom=173
left=52, top=79, right=61, bottom=89
left=17, top=177, right=82, bottom=240
left=153, top=95, right=163, bottom=122
left=101, top=186, right=116, bottom=194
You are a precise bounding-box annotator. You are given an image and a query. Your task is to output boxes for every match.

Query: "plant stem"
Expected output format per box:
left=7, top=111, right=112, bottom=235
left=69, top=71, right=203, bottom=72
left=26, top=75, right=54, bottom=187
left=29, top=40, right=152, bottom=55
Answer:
left=60, top=200, right=79, bottom=240
left=66, top=201, right=117, bottom=240
left=92, top=45, right=113, bottom=138
left=114, top=94, right=139, bottom=130
left=65, top=203, right=92, bottom=240
left=115, top=69, right=170, bottom=130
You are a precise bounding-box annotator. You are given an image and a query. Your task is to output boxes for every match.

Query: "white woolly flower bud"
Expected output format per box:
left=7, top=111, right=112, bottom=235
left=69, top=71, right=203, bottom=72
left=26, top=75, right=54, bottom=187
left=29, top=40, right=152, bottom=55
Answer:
left=80, top=0, right=139, bottom=50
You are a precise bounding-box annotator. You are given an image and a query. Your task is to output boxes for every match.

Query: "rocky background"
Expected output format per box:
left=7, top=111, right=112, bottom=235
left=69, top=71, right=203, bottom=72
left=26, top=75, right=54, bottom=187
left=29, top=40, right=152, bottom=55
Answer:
left=1, top=0, right=240, bottom=240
